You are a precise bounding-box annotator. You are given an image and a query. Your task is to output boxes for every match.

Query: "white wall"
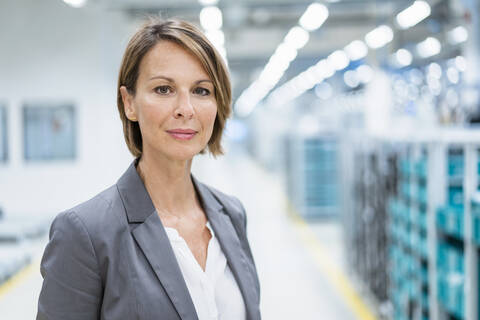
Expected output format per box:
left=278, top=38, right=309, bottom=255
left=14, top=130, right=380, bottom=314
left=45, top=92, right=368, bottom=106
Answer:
left=0, top=0, right=138, bottom=217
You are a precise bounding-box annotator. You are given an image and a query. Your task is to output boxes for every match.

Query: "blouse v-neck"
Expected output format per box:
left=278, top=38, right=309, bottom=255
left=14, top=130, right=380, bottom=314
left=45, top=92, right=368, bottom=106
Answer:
left=163, top=222, right=246, bottom=320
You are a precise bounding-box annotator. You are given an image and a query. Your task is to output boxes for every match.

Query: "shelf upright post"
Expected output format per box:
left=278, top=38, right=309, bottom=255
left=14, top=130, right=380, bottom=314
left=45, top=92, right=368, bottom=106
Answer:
left=411, top=142, right=422, bottom=320
left=427, top=141, right=446, bottom=320
left=464, top=144, right=478, bottom=320
left=340, top=129, right=356, bottom=272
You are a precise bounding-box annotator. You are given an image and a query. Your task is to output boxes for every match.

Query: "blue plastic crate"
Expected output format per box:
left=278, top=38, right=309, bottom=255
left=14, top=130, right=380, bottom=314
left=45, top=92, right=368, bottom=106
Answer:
left=448, top=186, right=464, bottom=207
left=437, top=243, right=464, bottom=273
left=400, top=159, right=413, bottom=176
left=400, top=182, right=411, bottom=201
left=448, top=155, right=464, bottom=177
left=414, top=158, right=428, bottom=179
left=471, top=198, right=480, bottom=246
left=418, top=211, right=427, bottom=231
left=420, top=265, right=428, bottom=284
left=437, top=206, right=464, bottom=239
left=418, top=185, right=428, bottom=204
left=421, top=290, right=429, bottom=310
left=437, top=271, right=464, bottom=319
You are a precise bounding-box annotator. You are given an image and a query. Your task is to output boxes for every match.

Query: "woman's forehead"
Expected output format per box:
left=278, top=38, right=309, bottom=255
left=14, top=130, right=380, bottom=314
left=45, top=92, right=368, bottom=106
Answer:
left=139, top=41, right=210, bottom=79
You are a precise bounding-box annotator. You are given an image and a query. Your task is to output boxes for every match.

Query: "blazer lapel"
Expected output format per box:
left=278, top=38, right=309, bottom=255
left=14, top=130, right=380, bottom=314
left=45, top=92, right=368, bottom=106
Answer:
left=192, top=176, right=259, bottom=320
left=117, top=161, right=198, bottom=320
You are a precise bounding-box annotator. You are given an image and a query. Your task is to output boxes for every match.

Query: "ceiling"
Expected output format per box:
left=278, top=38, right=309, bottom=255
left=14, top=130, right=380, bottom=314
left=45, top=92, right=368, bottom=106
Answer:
left=94, top=0, right=460, bottom=98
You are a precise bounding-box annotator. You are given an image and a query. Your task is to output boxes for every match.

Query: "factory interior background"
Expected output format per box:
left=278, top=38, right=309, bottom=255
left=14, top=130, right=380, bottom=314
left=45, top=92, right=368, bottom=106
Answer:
left=1, top=0, right=480, bottom=319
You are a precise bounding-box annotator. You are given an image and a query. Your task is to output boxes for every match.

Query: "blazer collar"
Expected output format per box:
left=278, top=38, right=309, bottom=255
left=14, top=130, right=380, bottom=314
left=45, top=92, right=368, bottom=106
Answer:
left=116, top=159, right=223, bottom=224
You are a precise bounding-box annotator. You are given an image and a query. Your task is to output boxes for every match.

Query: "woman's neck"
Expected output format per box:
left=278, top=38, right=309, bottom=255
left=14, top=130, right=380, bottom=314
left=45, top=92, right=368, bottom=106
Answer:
left=136, top=151, right=198, bottom=219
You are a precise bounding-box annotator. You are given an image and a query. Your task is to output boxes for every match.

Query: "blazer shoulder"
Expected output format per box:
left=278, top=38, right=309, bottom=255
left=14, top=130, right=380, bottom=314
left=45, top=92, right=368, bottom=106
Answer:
left=52, top=184, right=122, bottom=237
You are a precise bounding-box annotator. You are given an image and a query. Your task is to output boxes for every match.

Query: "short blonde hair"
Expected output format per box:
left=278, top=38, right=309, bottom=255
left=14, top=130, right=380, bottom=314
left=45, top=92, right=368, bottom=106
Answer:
left=117, top=17, right=232, bottom=157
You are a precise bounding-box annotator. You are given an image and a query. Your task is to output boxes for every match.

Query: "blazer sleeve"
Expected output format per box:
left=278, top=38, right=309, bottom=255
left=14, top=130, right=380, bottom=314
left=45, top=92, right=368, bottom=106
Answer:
left=37, top=211, right=103, bottom=320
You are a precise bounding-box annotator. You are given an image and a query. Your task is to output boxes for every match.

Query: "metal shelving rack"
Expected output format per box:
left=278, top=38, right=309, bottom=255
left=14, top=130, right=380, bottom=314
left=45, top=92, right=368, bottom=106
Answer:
left=394, top=129, right=480, bottom=320
left=342, top=128, right=480, bottom=320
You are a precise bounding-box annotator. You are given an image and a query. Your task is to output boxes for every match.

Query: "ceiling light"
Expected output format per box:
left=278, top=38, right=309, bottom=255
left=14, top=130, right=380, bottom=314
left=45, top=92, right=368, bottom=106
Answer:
left=198, top=0, right=218, bottom=5
left=356, top=65, right=374, bottom=83
left=205, top=29, right=225, bottom=46
left=63, top=0, right=86, bottom=8
left=365, top=25, right=394, bottom=49
left=297, top=70, right=317, bottom=91
left=284, top=26, right=310, bottom=49
left=395, top=48, right=413, bottom=66
left=274, top=43, right=298, bottom=63
left=416, top=37, right=441, bottom=58
left=328, top=50, right=350, bottom=70
left=314, top=59, right=335, bottom=79
left=447, top=26, right=468, bottom=45
left=344, top=70, right=360, bottom=88
left=447, top=67, right=459, bottom=84
left=344, top=40, right=368, bottom=61
left=455, top=56, right=467, bottom=72
left=427, top=62, right=442, bottom=79
left=200, top=6, right=223, bottom=30
left=396, top=1, right=431, bottom=29
left=315, top=82, right=333, bottom=100
left=299, top=3, right=329, bottom=31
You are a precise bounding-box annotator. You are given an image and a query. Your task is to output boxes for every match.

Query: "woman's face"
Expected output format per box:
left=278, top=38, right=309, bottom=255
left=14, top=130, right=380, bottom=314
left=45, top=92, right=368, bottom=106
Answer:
left=120, top=41, right=218, bottom=162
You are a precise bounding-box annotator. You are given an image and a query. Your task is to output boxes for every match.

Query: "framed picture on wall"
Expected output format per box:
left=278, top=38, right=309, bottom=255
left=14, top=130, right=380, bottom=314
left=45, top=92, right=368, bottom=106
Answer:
left=23, top=104, right=76, bottom=161
left=0, top=105, right=7, bottom=162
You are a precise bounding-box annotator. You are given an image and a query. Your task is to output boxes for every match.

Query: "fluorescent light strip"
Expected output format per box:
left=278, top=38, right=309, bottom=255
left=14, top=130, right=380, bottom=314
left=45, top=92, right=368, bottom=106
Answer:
left=299, top=3, right=329, bottom=31
left=63, top=0, right=86, bottom=8
left=396, top=0, right=431, bottom=29
left=200, top=6, right=223, bottom=30
left=284, top=26, right=310, bottom=50
left=395, top=48, right=413, bottom=67
left=235, top=3, right=329, bottom=117
left=447, top=26, right=468, bottom=45
left=267, top=62, right=373, bottom=107
left=328, top=50, right=350, bottom=71
left=344, top=40, right=368, bottom=61
left=416, top=37, right=441, bottom=58
left=199, top=5, right=227, bottom=62
left=365, top=25, right=393, bottom=49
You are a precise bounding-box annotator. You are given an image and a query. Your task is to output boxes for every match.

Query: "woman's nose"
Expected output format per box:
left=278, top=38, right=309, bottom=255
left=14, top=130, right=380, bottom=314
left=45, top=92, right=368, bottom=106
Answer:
left=174, top=91, right=194, bottom=119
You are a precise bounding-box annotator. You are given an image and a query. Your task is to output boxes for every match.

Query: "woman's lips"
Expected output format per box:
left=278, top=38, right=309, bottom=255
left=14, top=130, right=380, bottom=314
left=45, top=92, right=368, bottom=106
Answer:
left=166, top=129, right=197, bottom=140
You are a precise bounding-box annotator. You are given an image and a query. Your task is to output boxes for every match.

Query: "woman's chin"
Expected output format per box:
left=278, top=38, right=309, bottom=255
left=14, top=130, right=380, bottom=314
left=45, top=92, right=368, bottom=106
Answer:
left=164, top=147, right=204, bottom=162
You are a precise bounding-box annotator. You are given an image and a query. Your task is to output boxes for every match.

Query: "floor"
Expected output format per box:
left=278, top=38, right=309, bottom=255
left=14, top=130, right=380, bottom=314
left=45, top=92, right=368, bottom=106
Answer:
left=0, top=151, right=374, bottom=320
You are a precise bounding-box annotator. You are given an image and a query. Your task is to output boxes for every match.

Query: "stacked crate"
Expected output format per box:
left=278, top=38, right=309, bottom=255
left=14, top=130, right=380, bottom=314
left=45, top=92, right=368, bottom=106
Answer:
left=437, top=242, right=465, bottom=319
left=343, top=130, right=480, bottom=320
left=471, top=195, right=480, bottom=320
left=436, top=151, right=467, bottom=319
left=285, top=134, right=339, bottom=219
left=388, top=153, right=430, bottom=320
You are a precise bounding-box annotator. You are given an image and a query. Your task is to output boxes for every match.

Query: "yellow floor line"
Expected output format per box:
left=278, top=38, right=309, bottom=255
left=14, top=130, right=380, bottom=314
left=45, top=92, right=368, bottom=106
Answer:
left=289, top=212, right=378, bottom=320
left=0, top=259, right=39, bottom=300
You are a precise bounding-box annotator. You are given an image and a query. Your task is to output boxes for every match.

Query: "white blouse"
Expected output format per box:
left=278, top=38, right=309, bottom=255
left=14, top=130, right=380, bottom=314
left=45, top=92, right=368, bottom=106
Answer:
left=164, top=222, right=246, bottom=320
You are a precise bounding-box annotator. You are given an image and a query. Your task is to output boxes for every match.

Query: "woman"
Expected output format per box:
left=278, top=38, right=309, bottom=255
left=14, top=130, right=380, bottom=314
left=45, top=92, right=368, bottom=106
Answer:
left=37, top=18, right=261, bottom=320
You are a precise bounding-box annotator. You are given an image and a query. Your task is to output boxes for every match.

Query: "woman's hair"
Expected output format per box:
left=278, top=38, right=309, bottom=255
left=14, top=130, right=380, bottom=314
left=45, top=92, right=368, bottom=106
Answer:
left=117, top=17, right=232, bottom=157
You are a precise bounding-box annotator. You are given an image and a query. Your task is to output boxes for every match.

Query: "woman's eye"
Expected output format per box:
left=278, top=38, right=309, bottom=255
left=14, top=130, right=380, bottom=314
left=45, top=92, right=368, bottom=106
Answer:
left=155, top=86, right=172, bottom=95
left=193, top=87, right=211, bottom=96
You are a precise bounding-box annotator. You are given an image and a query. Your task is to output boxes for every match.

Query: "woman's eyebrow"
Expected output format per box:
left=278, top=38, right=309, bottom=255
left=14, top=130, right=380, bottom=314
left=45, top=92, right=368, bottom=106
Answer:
left=148, top=75, right=174, bottom=82
left=195, top=79, right=213, bottom=85
left=148, top=75, right=212, bottom=85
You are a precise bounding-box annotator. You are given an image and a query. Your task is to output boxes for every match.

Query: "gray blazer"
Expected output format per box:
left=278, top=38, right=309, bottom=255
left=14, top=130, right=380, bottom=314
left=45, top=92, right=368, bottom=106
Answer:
left=37, top=161, right=261, bottom=320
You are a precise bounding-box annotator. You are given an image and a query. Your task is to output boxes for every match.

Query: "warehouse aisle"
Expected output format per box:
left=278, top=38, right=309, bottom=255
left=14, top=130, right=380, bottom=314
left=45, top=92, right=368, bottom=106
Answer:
left=0, top=150, right=363, bottom=320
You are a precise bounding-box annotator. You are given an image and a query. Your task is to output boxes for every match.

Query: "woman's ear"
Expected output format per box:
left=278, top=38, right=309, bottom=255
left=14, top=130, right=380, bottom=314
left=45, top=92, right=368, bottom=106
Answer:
left=120, top=86, right=138, bottom=121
